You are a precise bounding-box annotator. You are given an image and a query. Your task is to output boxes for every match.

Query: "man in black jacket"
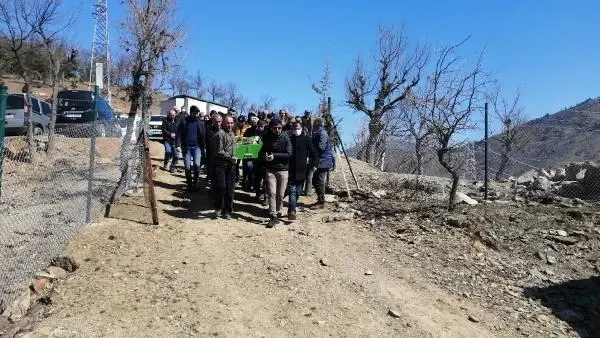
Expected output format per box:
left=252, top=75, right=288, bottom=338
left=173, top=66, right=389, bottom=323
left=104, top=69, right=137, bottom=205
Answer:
left=206, top=112, right=222, bottom=188
left=161, top=109, right=179, bottom=172
left=288, top=122, right=317, bottom=220
left=177, top=106, right=206, bottom=191
left=258, top=119, right=292, bottom=228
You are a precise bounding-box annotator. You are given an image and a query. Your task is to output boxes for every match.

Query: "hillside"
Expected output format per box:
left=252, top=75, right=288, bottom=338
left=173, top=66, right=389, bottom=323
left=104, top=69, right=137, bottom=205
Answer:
left=1, top=75, right=167, bottom=115
left=476, top=97, right=600, bottom=177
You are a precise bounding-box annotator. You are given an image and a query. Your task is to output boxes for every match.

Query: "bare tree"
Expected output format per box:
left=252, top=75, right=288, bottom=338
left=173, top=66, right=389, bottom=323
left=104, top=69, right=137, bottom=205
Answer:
left=260, top=94, right=275, bottom=111
left=393, top=91, right=432, bottom=175
left=488, top=87, right=530, bottom=180
left=111, top=53, right=132, bottom=88
left=0, top=0, right=39, bottom=159
left=237, top=96, right=249, bottom=114
left=191, top=70, right=205, bottom=98
left=222, top=82, right=241, bottom=111
left=29, top=0, right=76, bottom=154
left=121, top=0, right=183, bottom=146
left=167, top=66, right=189, bottom=95
left=281, top=103, right=296, bottom=113
left=346, top=26, right=427, bottom=167
left=207, top=80, right=225, bottom=102
left=423, top=40, right=488, bottom=210
left=312, top=60, right=332, bottom=116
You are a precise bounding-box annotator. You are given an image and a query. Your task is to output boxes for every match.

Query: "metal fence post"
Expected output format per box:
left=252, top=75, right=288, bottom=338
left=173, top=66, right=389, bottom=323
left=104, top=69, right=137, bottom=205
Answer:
left=0, top=85, right=7, bottom=199
left=86, top=85, right=99, bottom=223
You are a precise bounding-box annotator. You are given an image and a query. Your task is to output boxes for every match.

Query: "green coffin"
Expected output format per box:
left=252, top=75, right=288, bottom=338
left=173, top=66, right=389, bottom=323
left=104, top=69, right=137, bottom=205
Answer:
left=235, top=137, right=262, bottom=159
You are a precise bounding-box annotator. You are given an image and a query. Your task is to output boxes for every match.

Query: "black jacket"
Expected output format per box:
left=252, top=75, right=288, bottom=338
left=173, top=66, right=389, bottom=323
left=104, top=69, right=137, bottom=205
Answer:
left=258, top=130, right=292, bottom=171
left=177, top=116, right=206, bottom=157
left=243, top=126, right=260, bottom=138
left=289, top=133, right=317, bottom=181
left=161, top=117, right=178, bottom=142
left=205, top=126, right=219, bottom=165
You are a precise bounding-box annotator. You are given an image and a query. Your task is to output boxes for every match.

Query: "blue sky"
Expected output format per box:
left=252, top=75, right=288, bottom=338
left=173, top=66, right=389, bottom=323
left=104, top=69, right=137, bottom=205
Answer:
left=65, top=0, right=600, bottom=145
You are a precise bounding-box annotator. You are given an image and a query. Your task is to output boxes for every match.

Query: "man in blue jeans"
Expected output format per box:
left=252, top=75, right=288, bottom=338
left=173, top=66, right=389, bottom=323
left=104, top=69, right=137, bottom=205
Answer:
left=161, top=109, right=179, bottom=172
left=311, top=118, right=334, bottom=209
left=288, top=122, right=317, bottom=220
left=177, top=106, right=206, bottom=191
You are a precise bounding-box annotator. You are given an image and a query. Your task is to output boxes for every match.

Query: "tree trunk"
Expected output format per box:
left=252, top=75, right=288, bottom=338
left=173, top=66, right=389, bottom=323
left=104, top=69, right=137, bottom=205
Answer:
left=365, top=117, right=383, bottom=164
left=25, top=89, right=35, bottom=163
left=437, top=148, right=459, bottom=211
left=414, top=138, right=424, bottom=176
left=47, top=62, right=60, bottom=155
left=495, top=152, right=510, bottom=181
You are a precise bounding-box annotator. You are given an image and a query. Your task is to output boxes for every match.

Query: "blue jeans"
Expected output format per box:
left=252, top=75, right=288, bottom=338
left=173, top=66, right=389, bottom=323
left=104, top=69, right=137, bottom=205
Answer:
left=163, top=141, right=178, bottom=167
left=183, top=146, right=201, bottom=170
left=288, top=179, right=305, bottom=213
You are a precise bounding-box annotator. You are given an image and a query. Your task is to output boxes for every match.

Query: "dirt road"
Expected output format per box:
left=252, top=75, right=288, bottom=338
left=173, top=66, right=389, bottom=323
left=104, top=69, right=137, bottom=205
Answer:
left=29, top=144, right=511, bottom=337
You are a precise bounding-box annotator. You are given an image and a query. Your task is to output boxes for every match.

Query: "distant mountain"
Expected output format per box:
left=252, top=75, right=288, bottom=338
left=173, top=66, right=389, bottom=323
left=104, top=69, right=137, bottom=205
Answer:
left=349, top=97, right=600, bottom=180
left=475, top=97, right=600, bottom=178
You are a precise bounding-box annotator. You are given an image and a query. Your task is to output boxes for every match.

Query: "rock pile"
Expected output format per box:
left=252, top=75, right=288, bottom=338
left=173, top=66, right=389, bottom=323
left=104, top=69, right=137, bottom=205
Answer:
left=515, top=162, right=600, bottom=201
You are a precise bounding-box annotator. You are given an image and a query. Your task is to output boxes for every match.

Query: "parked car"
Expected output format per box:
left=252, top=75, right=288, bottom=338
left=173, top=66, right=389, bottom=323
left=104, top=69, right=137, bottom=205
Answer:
left=148, top=115, right=164, bottom=140
left=55, top=90, right=122, bottom=138
left=4, top=93, right=51, bottom=136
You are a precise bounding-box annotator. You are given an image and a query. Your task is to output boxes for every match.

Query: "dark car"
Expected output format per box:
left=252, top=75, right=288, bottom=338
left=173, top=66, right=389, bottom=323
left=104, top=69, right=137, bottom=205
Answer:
left=55, top=90, right=122, bottom=138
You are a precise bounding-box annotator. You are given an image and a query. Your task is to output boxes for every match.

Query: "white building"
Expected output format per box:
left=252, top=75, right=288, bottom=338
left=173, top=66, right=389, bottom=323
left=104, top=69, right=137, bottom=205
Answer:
left=159, top=95, right=230, bottom=116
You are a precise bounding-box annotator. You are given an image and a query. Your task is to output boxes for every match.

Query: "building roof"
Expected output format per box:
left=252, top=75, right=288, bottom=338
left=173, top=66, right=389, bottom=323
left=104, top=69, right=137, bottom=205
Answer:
left=166, top=94, right=230, bottom=109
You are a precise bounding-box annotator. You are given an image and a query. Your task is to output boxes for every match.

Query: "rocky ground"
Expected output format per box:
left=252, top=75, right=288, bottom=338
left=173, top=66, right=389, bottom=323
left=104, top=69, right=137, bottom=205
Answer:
left=2, top=145, right=599, bottom=337
left=328, top=158, right=600, bottom=337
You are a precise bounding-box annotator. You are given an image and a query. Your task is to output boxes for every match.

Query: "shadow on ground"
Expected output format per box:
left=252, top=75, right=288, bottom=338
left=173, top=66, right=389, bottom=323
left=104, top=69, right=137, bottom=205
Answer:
left=524, top=276, right=600, bottom=337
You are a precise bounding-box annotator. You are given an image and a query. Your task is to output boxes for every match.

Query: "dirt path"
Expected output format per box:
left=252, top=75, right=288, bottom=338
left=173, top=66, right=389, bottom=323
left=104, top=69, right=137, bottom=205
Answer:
left=30, top=144, right=512, bottom=337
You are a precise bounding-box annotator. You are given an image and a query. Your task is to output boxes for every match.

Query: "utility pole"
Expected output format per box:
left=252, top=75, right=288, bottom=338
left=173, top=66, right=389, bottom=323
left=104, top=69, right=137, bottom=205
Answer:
left=89, top=0, right=111, bottom=105
left=484, top=102, right=489, bottom=200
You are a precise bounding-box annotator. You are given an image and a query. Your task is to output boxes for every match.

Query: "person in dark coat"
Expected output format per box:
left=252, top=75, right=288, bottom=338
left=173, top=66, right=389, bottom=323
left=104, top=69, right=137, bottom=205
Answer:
left=258, top=119, right=292, bottom=228
left=287, top=122, right=317, bottom=220
left=205, top=112, right=222, bottom=186
left=311, top=118, right=334, bottom=209
left=161, top=109, right=179, bottom=172
left=177, top=105, right=206, bottom=191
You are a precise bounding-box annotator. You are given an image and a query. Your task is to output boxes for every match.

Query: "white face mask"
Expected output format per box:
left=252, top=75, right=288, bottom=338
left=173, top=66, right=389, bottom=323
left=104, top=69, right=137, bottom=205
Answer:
left=293, top=129, right=302, bottom=136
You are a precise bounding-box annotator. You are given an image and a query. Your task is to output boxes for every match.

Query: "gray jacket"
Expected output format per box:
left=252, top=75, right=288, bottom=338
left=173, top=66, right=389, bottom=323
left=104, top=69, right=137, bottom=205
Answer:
left=213, top=129, right=237, bottom=167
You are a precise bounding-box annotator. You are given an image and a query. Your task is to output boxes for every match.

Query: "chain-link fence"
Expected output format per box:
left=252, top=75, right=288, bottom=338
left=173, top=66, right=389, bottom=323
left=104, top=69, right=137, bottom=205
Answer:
left=342, top=118, right=600, bottom=205
left=0, top=87, right=148, bottom=313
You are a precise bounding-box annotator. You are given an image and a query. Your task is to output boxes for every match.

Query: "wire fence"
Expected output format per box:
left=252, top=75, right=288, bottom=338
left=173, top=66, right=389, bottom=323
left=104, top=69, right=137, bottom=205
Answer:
left=0, top=88, right=148, bottom=314
left=343, top=120, right=600, bottom=205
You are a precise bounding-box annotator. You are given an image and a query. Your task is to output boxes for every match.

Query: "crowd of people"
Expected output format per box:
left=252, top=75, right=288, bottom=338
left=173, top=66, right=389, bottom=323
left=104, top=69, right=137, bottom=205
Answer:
left=160, top=105, right=335, bottom=228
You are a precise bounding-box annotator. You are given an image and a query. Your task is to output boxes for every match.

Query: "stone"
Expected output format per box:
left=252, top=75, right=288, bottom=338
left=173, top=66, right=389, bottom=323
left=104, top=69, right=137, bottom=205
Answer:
left=468, top=315, right=480, bottom=323
left=455, top=192, right=478, bottom=205
left=45, top=266, right=68, bottom=280
left=50, top=256, right=78, bottom=273
left=532, top=176, right=552, bottom=191
left=550, top=230, right=568, bottom=237
left=554, top=168, right=566, bottom=181
left=595, top=258, right=600, bottom=273
left=32, top=277, right=52, bottom=293
left=536, top=251, right=546, bottom=261
left=517, top=171, right=537, bottom=185
left=546, top=235, right=578, bottom=245
left=364, top=270, right=374, bottom=276
left=473, top=241, right=487, bottom=252
left=546, top=256, right=557, bottom=265
left=319, top=258, right=330, bottom=267
left=371, top=190, right=387, bottom=199
left=446, top=217, right=470, bottom=228
left=324, top=194, right=337, bottom=203
left=1, top=289, right=31, bottom=320
left=387, top=309, right=402, bottom=318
